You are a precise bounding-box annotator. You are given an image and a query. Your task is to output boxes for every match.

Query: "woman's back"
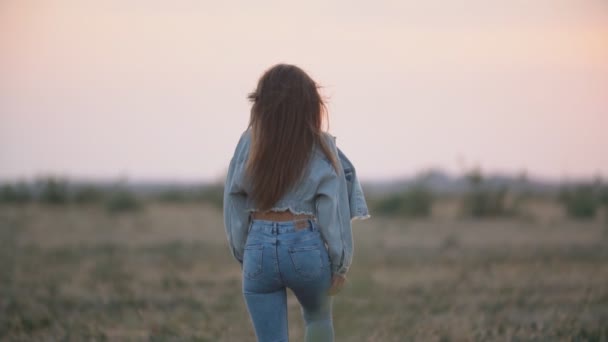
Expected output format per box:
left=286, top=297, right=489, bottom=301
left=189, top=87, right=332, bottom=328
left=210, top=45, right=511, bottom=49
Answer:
left=231, top=128, right=341, bottom=217
left=224, top=127, right=369, bottom=276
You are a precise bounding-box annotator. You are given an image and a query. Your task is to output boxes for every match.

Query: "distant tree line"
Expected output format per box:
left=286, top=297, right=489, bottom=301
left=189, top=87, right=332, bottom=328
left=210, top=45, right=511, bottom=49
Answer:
left=0, top=176, right=223, bottom=213
left=369, top=168, right=608, bottom=220
left=2, top=171, right=607, bottom=220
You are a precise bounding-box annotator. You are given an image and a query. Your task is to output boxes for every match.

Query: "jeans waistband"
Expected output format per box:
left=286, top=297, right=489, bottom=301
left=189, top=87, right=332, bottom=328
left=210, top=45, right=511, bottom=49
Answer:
left=249, top=218, right=318, bottom=234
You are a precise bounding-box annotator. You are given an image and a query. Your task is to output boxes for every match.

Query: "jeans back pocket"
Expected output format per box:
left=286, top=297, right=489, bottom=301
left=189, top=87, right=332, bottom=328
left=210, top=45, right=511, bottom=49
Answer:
left=243, top=244, right=264, bottom=279
left=288, top=244, right=324, bottom=280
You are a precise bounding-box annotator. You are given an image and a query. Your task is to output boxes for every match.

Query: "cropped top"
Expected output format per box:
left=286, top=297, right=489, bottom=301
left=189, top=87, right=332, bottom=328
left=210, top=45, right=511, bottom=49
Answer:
left=223, top=128, right=371, bottom=276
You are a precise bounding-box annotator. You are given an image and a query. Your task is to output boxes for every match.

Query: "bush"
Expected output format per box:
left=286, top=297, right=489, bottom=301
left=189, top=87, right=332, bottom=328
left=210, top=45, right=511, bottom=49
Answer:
left=600, top=186, right=608, bottom=206
left=72, top=185, right=105, bottom=203
left=461, top=168, right=511, bottom=218
left=558, top=184, right=601, bottom=219
left=0, top=182, right=32, bottom=204
left=37, top=177, right=70, bottom=205
left=104, top=188, right=142, bottom=213
left=462, top=186, right=510, bottom=217
left=157, top=189, right=190, bottom=203
left=199, top=184, right=224, bottom=209
left=372, top=185, right=433, bottom=218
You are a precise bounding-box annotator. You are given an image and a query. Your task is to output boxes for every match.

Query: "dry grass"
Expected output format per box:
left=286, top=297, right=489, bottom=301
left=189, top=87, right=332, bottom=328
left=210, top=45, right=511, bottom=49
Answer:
left=1, top=202, right=607, bottom=341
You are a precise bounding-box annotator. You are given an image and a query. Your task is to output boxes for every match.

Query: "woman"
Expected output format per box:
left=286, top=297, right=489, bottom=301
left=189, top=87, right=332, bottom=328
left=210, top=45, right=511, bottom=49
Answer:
left=223, top=63, right=370, bottom=341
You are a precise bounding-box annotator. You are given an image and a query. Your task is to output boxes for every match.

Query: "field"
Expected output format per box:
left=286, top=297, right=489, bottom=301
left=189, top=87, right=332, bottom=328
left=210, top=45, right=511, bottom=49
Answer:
left=1, top=202, right=607, bottom=341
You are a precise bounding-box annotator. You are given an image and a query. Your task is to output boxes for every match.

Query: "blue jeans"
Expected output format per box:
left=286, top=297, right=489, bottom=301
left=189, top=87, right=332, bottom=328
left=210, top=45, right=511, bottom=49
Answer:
left=242, top=218, right=334, bottom=342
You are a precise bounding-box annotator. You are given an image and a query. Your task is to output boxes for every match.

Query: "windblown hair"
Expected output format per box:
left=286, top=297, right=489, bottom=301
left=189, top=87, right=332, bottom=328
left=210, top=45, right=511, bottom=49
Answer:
left=245, top=63, right=340, bottom=212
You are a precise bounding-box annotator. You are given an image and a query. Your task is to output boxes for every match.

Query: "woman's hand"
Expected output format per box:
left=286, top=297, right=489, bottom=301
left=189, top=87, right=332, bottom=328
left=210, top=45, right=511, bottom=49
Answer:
left=327, top=273, right=347, bottom=296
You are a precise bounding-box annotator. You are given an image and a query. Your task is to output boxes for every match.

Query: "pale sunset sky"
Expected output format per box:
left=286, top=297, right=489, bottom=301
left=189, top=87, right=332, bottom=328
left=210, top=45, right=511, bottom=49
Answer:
left=1, top=0, right=607, bottom=183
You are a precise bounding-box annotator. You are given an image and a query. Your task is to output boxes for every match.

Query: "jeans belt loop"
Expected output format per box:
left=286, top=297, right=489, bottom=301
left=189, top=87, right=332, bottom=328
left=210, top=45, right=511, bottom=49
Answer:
left=307, top=218, right=314, bottom=231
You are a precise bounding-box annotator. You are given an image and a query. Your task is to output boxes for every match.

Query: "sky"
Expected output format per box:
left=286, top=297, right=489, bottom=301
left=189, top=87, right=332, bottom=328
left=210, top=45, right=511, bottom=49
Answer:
left=1, top=0, right=607, bottom=183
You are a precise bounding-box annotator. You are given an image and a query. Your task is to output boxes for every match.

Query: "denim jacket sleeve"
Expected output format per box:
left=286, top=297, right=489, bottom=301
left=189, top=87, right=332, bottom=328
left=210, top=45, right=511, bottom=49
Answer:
left=337, top=146, right=371, bottom=221
left=315, top=135, right=370, bottom=276
left=223, top=131, right=250, bottom=265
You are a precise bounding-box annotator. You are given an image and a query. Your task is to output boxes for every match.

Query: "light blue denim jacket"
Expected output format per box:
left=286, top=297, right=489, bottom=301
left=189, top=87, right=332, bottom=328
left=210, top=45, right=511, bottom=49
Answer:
left=223, top=128, right=371, bottom=276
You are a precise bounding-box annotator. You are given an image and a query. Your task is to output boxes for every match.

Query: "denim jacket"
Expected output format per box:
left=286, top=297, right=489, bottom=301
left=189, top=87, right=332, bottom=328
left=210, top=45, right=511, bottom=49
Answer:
left=223, top=128, right=371, bottom=276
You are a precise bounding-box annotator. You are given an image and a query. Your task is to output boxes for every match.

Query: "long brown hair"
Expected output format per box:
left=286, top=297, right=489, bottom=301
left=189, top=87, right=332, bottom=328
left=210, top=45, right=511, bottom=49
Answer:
left=245, top=63, right=339, bottom=212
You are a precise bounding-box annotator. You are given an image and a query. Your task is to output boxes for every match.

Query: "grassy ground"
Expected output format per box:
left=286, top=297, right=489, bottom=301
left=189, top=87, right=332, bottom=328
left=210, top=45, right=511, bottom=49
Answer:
left=1, top=202, right=607, bottom=341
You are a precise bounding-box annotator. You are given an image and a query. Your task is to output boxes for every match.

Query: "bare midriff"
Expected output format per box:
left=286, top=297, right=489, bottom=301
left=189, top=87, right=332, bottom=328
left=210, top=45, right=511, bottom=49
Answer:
left=250, top=209, right=315, bottom=222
